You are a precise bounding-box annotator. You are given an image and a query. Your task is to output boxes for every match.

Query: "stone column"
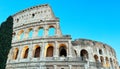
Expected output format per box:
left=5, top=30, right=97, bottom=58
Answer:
left=68, top=40, right=72, bottom=57
left=54, top=65, right=57, bottom=69
left=15, top=31, right=19, bottom=41
left=17, top=46, right=23, bottom=61
left=40, top=41, right=46, bottom=60
left=54, top=41, right=58, bottom=57
left=28, top=43, right=33, bottom=61
left=44, top=24, right=48, bottom=37
left=56, top=22, right=62, bottom=37
left=33, top=27, right=38, bottom=38
left=69, top=65, right=72, bottom=69
left=24, top=29, right=29, bottom=39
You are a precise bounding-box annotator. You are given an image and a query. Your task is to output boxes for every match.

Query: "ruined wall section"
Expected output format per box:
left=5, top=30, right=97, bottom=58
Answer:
left=72, top=39, right=119, bottom=69
left=13, top=4, right=55, bottom=28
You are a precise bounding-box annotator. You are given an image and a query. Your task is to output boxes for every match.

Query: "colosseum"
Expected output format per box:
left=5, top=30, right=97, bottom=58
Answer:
left=6, top=4, right=119, bottom=69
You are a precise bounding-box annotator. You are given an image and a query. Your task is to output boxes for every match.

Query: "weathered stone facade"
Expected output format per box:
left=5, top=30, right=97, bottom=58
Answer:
left=6, top=4, right=119, bottom=69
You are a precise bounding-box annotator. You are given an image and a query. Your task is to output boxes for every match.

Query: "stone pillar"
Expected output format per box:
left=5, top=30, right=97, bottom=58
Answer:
left=24, top=29, right=29, bottom=39
left=56, top=22, right=62, bottom=37
left=40, top=41, right=46, bottom=60
left=44, top=25, right=48, bottom=37
left=87, top=47, right=93, bottom=62
left=28, top=44, right=33, bottom=61
left=68, top=40, right=72, bottom=57
left=17, top=46, right=23, bottom=61
left=15, top=31, right=19, bottom=41
left=54, top=41, right=58, bottom=57
left=54, top=65, right=57, bottom=69
left=69, top=65, right=72, bottom=69
left=33, top=27, right=38, bottom=37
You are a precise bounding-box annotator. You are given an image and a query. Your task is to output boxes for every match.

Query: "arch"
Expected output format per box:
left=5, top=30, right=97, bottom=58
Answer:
left=38, top=27, right=44, bottom=37
left=59, top=44, right=67, bottom=57
left=99, top=49, right=103, bottom=55
left=110, top=58, right=112, bottom=62
left=22, top=46, right=29, bottom=59
left=80, top=49, right=88, bottom=61
left=105, top=57, right=110, bottom=67
left=28, top=28, right=33, bottom=38
left=100, top=56, right=104, bottom=65
left=34, top=45, right=41, bottom=58
left=17, top=30, right=24, bottom=40
left=48, top=26, right=55, bottom=36
left=13, top=48, right=19, bottom=60
left=46, top=46, right=54, bottom=57
left=94, top=54, right=99, bottom=62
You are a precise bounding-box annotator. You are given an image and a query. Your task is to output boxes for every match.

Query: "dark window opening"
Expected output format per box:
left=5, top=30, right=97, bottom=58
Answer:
left=34, top=47, right=40, bottom=58
left=94, top=55, right=98, bottom=62
left=80, top=49, right=88, bottom=61
left=24, top=48, right=29, bottom=58
left=17, top=19, right=19, bottom=22
left=59, top=46, right=67, bottom=57
left=99, top=49, right=102, bottom=55
left=32, top=14, right=35, bottom=17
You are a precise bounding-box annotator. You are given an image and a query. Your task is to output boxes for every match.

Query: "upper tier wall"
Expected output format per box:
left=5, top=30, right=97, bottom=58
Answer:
left=72, top=38, right=116, bottom=57
left=12, top=4, right=56, bottom=28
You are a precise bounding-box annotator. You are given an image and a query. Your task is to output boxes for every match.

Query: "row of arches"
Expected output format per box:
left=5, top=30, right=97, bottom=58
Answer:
left=94, top=54, right=116, bottom=68
left=74, top=49, right=117, bottom=67
left=13, top=26, right=56, bottom=40
left=74, top=49, right=89, bottom=61
left=12, top=44, right=67, bottom=60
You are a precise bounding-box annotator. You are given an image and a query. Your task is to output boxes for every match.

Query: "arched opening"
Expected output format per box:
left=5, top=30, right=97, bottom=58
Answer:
left=105, top=57, right=110, bottom=67
left=22, top=46, right=29, bottom=59
left=18, top=30, right=24, bottom=40
left=24, top=48, right=29, bottom=58
left=48, top=26, right=55, bottom=36
left=13, top=48, right=19, bottom=60
left=80, top=49, right=88, bottom=61
left=46, top=46, right=54, bottom=57
left=100, top=56, right=104, bottom=65
left=94, top=54, right=99, bottom=62
left=38, top=27, right=44, bottom=37
left=99, top=49, right=103, bottom=55
left=28, top=28, right=33, bottom=38
left=59, top=44, right=67, bottom=57
left=110, top=58, right=112, bottom=62
left=34, top=46, right=41, bottom=58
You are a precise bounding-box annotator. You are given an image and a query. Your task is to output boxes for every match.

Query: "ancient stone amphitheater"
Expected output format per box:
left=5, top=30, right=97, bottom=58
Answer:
left=6, top=4, right=119, bottom=69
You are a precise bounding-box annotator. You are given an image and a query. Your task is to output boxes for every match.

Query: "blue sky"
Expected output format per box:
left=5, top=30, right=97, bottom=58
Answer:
left=0, top=0, right=120, bottom=64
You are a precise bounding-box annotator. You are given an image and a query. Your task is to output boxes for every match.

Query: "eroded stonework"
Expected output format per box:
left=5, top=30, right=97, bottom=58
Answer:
left=6, top=4, right=119, bottom=69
